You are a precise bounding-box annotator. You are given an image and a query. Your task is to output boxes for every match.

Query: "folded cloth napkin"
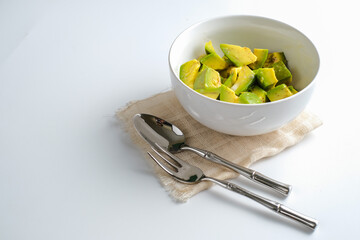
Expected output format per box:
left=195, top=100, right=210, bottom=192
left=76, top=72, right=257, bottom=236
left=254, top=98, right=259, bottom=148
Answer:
left=117, top=90, right=322, bottom=202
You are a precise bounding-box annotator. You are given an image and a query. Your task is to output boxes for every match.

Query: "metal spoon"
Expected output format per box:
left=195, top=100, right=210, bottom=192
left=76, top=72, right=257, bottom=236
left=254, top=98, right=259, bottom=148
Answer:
left=133, top=113, right=292, bottom=196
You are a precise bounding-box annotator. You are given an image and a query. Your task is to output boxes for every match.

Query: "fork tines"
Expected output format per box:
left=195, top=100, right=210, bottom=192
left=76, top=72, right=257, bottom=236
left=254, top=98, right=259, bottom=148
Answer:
left=147, top=143, right=182, bottom=176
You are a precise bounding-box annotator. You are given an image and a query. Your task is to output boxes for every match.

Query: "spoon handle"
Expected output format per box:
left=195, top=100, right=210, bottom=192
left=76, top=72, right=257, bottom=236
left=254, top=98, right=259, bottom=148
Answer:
left=204, top=176, right=317, bottom=230
left=181, top=145, right=291, bottom=196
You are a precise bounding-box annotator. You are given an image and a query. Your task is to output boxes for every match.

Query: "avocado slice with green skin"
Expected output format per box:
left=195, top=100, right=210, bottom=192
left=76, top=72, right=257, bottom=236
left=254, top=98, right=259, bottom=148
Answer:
left=231, top=66, right=256, bottom=95
left=272, top=61, right=292, bottom=86
left=223, top=56, right=234, bottom=66
left=220, top=84, right=239, bottom=103
left=220, top=76, right=226, bottom=84
left=255, top=68, right=278, bottom=90
left=239, top=92, right=262, bottom=104
left=200, top=53, right=229, bottom=70
left=202, top=41, right=230, bottom=70
left=249, top=49, right=269, bottom=70
left=250, top=85, right=267, bottom=103
left=267, top=84, right=293, bottom=102
left=220, top=44, right=257, bottom=67
left=205, top=41, right=216, bottom=55
left=198, top=63, right=209, bottom=73
left=196, top=87, right=221, bottom=100
left=193, top=67, right=222, bottom=90
left=288, top=86, right=298, bottom=94
left=223, top=72, right=236, bottom=87
left=223, top=67, right=238, bottom=87
left=179, top=59, right=201, bottom=89
left=201, top=92, right=220, bottom=99
left=263, top=52, right=288, bottom=67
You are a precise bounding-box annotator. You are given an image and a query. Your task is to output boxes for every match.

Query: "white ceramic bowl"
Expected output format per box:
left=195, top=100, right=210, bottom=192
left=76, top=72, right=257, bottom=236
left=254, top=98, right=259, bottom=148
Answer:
left=169, top=15, right=320, bottom=136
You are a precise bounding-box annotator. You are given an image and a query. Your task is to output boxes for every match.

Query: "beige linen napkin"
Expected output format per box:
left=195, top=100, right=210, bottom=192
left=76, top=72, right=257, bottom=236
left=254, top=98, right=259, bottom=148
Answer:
left=117, top=90, right=322, bottom=202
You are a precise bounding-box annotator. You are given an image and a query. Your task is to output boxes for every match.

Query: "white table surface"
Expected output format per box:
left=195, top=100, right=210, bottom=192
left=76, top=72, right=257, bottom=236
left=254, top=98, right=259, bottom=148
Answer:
left=1, top=0, right=359, bottom=239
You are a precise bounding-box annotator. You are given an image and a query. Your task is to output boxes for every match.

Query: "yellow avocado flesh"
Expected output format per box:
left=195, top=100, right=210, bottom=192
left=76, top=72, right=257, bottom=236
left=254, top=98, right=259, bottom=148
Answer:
left=250, top=85, right=267, bottom=103
left=193, top=68, right=221, bottom=90
left=223, top=67, right=238, bottom=87
left=205, top=40, right=216, bottom=54
left=267, top=84, right=293, bottom=102
left=249, top=48, right=269, bottom=70
left=179, top=59, right=201, bottom=89
left=196, top=87, right=221, bottom=99
left=230, top=66, right=255, bottom=95
left=255, top=68, right=278, bottom=90
left=272, top=61, right=292, bottom=86
left=239, top=92, right=262, bottom=104
left=220, top=85, right=239, bottom=103
left=220, top=44, right=257, bottom=67
left=264, top=52, right=288, bottom=68
left=288, top=86, right=298, bottom=94
left=202, top=92, right=219, bottom=99
left=220, top=66, right=236, bottom=79
left=200, top=53, right=229, bottom=70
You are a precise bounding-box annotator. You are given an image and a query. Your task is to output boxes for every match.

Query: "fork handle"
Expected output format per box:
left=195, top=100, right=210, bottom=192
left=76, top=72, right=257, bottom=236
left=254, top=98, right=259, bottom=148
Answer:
left=204, top=177, right=318, bottom=230
left=181, top=146, right=291, bottom=196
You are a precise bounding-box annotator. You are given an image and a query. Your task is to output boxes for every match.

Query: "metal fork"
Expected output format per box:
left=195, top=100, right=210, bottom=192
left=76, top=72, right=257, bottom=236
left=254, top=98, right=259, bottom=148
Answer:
left=147, top=143, right=318, bottom=230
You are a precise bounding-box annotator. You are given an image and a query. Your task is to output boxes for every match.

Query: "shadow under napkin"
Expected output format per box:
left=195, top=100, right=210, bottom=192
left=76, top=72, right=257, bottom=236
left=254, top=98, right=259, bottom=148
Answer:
left=116, top=90, right=322, bottom=202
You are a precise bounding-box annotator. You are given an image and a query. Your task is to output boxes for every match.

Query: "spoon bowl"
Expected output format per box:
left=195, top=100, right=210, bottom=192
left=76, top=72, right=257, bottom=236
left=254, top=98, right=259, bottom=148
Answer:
left=133, top=113, right=185, bottom=153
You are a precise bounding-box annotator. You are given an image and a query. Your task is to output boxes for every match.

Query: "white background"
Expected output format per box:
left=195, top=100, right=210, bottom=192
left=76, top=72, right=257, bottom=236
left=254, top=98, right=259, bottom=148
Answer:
left=1, top=0, right=359, bottom=239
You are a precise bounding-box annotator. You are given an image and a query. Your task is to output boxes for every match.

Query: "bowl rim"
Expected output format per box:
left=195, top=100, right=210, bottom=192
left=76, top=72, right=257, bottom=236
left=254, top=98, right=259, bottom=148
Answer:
left=168, top=14, right=320, bottom=107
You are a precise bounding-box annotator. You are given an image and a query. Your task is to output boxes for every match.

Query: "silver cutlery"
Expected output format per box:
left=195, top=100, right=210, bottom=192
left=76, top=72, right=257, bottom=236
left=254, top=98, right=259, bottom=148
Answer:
left=133, top=113, right=291, bottom=196
left=147, top=143, right=318, bottom=230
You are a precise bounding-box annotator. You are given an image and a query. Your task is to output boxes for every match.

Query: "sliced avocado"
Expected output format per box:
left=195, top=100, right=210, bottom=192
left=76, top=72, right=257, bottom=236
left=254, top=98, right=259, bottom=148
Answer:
left=193, top=67, right=222, bottom=90
left=272, top=61, right=292, bottom=86
left=196, top=87, right=221, bottom=100
left=223, top=56, right=234, bottom=66
left=179, top=59, right=201, bottom=89
left=220, top=76, right=226, bottom=84
left=223, top=67, right=238, bottom=87
left=223, top=72, right=235, bottom=87
left=219, top=66, right=236, bottom=78
left=205, top=40, right=216, bottom=54
left=248, top=49, right=269, bottom=70
left=198, top=63, right=209, bottom=73
left=230, top=66, right=255, bottom=95
left=200, top=53, right=229, bottom=70
left=255, top=68, right=278, bottom=90
left=220, top=44, right=257, bottom=67
left=219, top=84, right=239, bottom=103
left=250, top=85, right=267, bottom=103
left=263, top=52, right=288, bottom=67
left=197, top=54, right=206, bottom=61
left=202, top=92, right=220, bottom=99
left=238, top=92, right=262, bottom=104
left=267, top=84, right=293, bottom=102
left=288, top=86, right=298, bottom=94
